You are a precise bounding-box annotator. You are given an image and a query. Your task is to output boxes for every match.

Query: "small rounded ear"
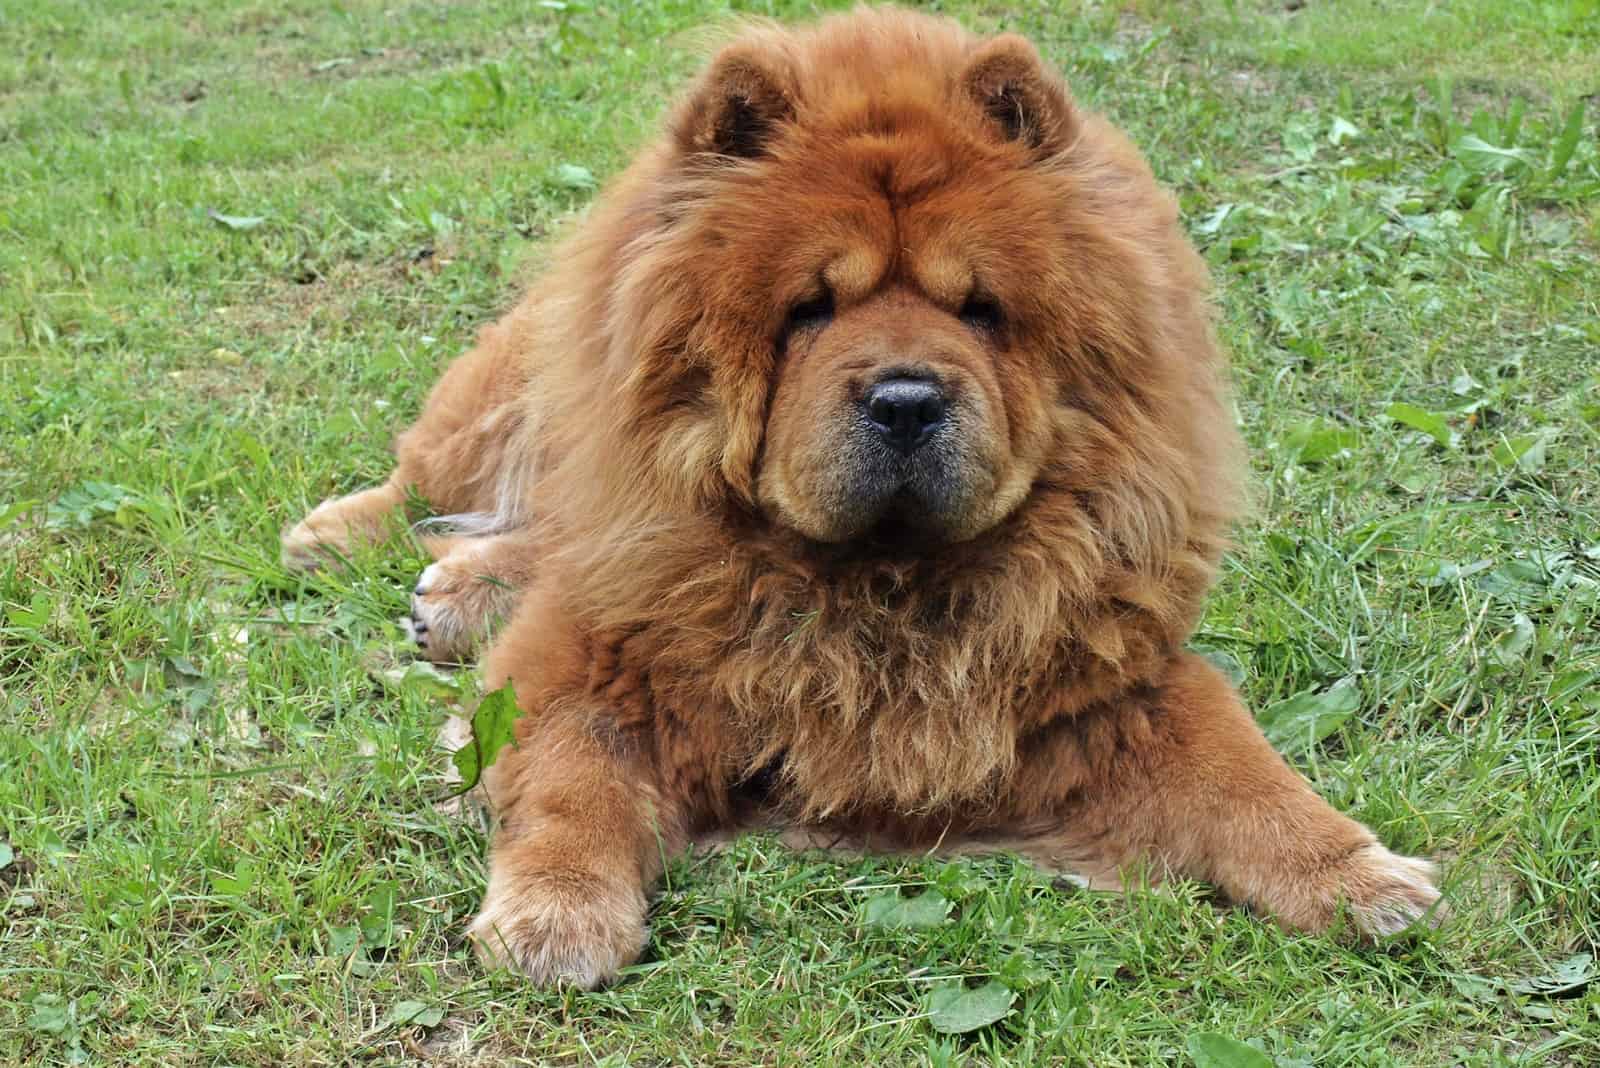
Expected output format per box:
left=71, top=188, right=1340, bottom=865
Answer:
left=676, top=45, right=796, bottom=160
left=961, top=34, right=1075, bottom=157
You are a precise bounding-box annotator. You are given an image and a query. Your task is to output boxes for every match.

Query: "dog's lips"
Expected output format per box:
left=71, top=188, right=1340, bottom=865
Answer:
left=825, top=483, right=969, bottom=552
left=859, top=501, right=943, bottom=550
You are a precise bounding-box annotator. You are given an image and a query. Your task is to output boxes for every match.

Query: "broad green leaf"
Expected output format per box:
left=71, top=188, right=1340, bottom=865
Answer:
left=1449, top=974, right=1500, bottom=1003
left=1187, top=1033, right=1275, bottom=1068
left=926, top=980, right=1014, bottom=1034
left=1489, top=613, right=1535, bottom=668
left=1386, top=402, right=1458, bottom=448
left=1391, top=469, right=1430, bottom=495
left=7, top=593, right=50, bottom=629
left=1282, top=422, right=1360, bottom=464
left=327, top=924, right=361, bottom=957
left=207, top=208, right=267, bottom=230
left=1463, top=186, right=1512, bottom=259
left=1508, top=953, right=1595, bottom=998
left=552, top=163, right=597, bottom=190
left=383, top=999, right=445, bottom=1029
left=451, top=683, right=523, bottom=793
left=362, top=880, right=398, bottom=946
left=166, top=655, right=203, bottom=679
left=1548, top=101, right=1585, bottom=179
left=376, top=660, right=464, bottom=699
left=210, top=858, right=257, bottom=896
left=1193, top=645, right=1247, bottom=688
left=1258, top=677, right=1360, bottom=756
left=1489, top=431, right=1554, bottom=473
left=27, top=993, right=70, bottom=1035
left=1549, top=669, right=1600, bottom=705
left=1450, top=134, right=1534, bottom=174
left=862, top=889, right=951, bottom=929
left=0, top=841, right=13, bottom=869
left=1327, top=116, right=1360, bottom=146
left=1192, top=202, right=1235, bottom=237
left=45, top=482, right=142, bottom=530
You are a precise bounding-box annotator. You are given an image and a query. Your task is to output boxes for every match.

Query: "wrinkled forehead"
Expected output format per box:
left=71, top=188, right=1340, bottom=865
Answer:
left=700, top=131, right=1062, bottom=308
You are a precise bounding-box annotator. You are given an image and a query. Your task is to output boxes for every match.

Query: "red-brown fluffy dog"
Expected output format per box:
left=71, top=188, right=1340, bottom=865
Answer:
left=284, top=8, right=1442, bottom=987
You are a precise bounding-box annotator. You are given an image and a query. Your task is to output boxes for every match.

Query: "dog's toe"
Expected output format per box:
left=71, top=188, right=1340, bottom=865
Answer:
left=1344, top=844, right=1444, bottom=938
left=406, top=563, right=476, bottom=662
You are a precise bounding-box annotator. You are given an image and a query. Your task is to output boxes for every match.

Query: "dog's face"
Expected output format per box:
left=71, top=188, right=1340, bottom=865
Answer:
left=751, top=158, right=1060, bottom=546
left=610, top=21, right=1187, bottom=553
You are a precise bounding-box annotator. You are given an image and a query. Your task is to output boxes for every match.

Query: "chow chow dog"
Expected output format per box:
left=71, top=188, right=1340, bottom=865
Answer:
left=283, top=8, right=1442, bottom=987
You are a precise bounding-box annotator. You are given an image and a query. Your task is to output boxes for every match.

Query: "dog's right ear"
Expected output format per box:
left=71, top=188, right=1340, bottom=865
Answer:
left=675, top=45, right=796, bottom=160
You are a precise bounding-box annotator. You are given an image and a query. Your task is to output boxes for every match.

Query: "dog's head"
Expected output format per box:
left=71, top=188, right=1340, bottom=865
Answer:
left=581, top=10, right=1231, bottom=568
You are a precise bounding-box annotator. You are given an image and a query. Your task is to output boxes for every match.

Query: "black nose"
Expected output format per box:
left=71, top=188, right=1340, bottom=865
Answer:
left=863, top=377, right=947, bottom=454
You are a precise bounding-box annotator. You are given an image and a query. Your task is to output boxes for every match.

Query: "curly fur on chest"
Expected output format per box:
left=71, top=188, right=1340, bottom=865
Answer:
left=579, top=498, right=1216, bottom=822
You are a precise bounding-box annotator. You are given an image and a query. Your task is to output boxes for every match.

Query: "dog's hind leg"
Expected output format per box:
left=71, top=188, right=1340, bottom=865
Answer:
left=282, top=320, right=534, bottom=572
left=280, top=482, right=411, bottom=571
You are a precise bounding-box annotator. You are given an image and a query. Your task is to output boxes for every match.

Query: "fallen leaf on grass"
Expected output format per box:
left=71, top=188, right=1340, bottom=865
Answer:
left=375, top=660, right=464, bottom=700
left=1281, top=421, right=1361, bottom=464
left=1257, top=677, right=1360, bottom=756
left=1488, top=431, right=1556, bottom=473
left=862, top=889, right=951, bottom=929
left=1187, top=1033, right=1274, bottom=1068
left=926, top=980, right=1014, bottom=1034
left=1508, top=953, right=1595, bottom=999
left=207, top=208, right=267, bottom=231
left=1386, top=402, right=1459, bottom=448
left=383, top=999, right=445, bottom=1030
left=1489, top=612, right=1535, bottom=668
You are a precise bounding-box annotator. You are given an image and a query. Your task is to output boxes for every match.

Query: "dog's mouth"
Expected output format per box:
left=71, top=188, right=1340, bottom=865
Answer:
left=825, top=488, right=971, bottom=555
left=859, top=502, right=933, bottom=549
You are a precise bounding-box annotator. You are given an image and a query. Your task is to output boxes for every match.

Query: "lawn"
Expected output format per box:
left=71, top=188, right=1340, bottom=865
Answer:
left=2, top=0, right=1597, bottom=1064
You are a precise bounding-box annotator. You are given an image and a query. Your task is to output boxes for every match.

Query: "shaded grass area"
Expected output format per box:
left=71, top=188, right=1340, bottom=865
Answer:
left=3, top=1, right=1598, bottom=1064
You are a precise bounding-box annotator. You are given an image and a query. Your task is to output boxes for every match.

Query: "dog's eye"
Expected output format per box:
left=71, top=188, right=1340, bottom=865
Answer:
left=959, top=294, right=1004, bottom=333
left=786, top=291, right=835, bottom=333
left=778, top=290, right=834, bottom=354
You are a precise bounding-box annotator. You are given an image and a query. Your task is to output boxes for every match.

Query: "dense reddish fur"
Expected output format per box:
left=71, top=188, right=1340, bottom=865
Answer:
left=284, top=8, right=1440, bottom=987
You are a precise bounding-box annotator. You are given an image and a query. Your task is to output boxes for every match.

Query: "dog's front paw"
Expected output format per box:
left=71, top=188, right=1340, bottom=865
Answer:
left=469, top=872, right=648, bottom=989
left=405, top=559, right=507, bottom=663
left=1338, top=843, right=1444, bottom=937
left=1272, top=841, right=1444, bottom=939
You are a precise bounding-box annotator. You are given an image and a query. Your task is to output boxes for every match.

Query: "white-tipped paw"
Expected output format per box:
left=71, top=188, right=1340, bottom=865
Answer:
left=1343, top=843, right=1444, bottom=938
left=405, top=555, right=516, bottom=663
left=469, top=876, right=648, bottom=989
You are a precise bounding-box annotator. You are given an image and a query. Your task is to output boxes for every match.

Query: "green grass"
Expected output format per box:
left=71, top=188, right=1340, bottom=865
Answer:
left=2, top=0, right=1597, bottom=1063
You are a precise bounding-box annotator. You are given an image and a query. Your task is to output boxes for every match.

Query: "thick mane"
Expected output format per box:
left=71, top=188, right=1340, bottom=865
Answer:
left=495, top=8, right=1241, bottom=816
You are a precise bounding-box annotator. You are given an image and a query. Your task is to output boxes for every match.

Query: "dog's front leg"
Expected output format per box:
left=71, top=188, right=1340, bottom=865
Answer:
left=468, top=608, right=688, bottom=988
left=1023, top=653, right=1443, bottom=938
left=468, top=704, right=683, bottom=988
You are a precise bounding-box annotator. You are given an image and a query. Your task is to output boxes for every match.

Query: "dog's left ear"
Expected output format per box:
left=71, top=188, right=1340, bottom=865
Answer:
left=961, top=34, right=1076, bottom=157
left=676, top=44, right=796, bottom=160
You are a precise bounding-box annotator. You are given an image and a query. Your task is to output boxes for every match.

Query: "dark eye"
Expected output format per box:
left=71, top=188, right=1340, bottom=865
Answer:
left=786, top=290, right=835, bottom=333
left=959, top=293, right=1004, bottom=333
left=778, top=288, right=834, bottom=353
